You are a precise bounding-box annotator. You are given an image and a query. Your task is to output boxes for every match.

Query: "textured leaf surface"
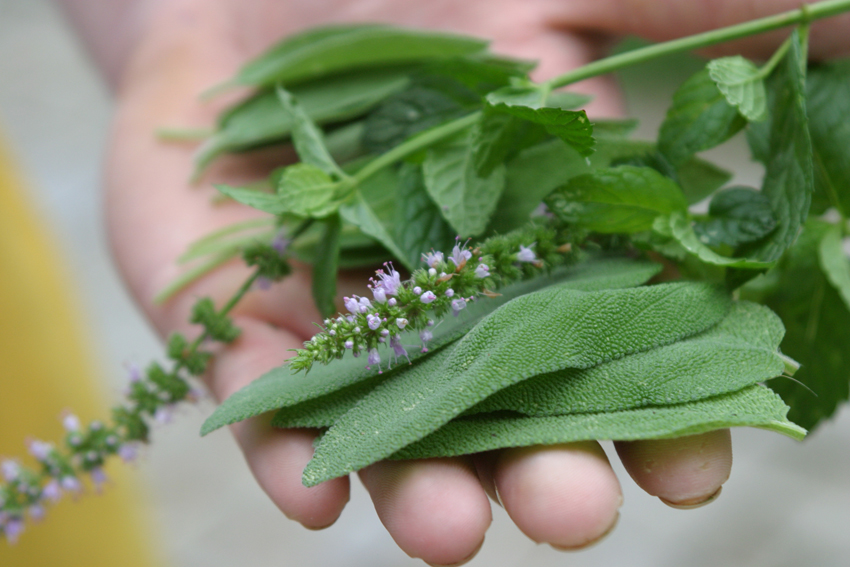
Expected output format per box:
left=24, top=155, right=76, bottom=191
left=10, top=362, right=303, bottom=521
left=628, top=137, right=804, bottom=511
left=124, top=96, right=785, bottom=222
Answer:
left=276, top=163, right=341, bottom=218
left=303, top=282, right=730, bottom=485
left=391, top=386, right=805, bottom=460
left=658, top=68, right=746, bottom=167
left=545, top=166, right=688, bottom=233
left=467, top=302, right=785, bottom=416
left=422, top=132, right=506, bottom=237
left=694, top=187, right=777, bottom=247
left=202, top=257, right=660, bottom=434
left=707, top=56, right=768, bottom=122
left=819, top=225, right=850, bottom=311
left=487, top=96, right=595, bottom=157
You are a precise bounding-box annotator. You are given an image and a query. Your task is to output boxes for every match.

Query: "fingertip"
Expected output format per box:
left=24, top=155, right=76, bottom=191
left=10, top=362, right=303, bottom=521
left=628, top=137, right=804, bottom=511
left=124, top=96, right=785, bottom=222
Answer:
left=615, top=429, right=732, bottom=507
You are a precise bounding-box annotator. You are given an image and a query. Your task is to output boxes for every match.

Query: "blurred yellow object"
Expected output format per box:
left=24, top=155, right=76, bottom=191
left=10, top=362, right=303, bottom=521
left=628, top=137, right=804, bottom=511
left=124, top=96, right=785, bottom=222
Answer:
left=0, top=136, right=163, bottom=566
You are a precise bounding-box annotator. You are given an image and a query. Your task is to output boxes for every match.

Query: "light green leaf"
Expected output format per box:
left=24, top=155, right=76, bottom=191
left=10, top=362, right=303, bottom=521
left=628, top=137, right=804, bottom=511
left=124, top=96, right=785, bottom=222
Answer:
left=694, top=187, right=777, bottom=247
left=818, top=225, right=850, bottom=312
left=392, top=386, right=805, bottom=460
left=467, top=301, right=786, bottom=416
left=311, top=215, right=342, bottom=318
left=660, top=212, right=773, bottom=269
left=276, top=163, right=340, bottom=218
left=486, top=85, right=548, bottom=108
left=234, top=25, right=488, bottom=88
left=214, top=184, right=289, bottom=215
left=658, top=68, right=746, bottom=167
left=276, top=86, right=344, bottom=178
left=545, top=166, right=688, bottom=233
left=339, top=191, right=412, bottom=269
left=707, top=56, right=768, bottom=122
left=303, top=282, right=730, bottom=485
left=393, top=164, right=456, bottom=269
left=422, top=130, right=506, bottom=237
left=201, top=257, right=661, bottom=435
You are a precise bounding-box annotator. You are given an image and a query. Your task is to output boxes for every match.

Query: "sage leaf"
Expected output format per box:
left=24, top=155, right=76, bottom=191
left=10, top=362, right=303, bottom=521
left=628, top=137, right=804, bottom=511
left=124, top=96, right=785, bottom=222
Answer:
left=339, top=191, right=412, bottom=269
left=312, top=214, right=342, bottom=318
left=233, top=25, right=488, bottom=88
left=818, top=225, right=850, bottom=311
left=659, top=212, right=773, bottom=269
left=201, top=257, right=660, bottom=435
left=658, top=68, right=746, bottom=167
left=303, top=282, right=730, bottom=485
left=422, top=130, right=506, bottom=237
left=739, top=29, right=813, bottom=263
left=707, top=56, right=768, bottom=122
left=391, top=386, right=805, bottom=460
left=694, top=187, right=777, bottom=247
left=545, top=166, right=688, bottom=233
left=467, top=301, right=786, bottom=416
left=393, top=164, right=456, bottom=269
left=276, top=86, right=344, bottom=178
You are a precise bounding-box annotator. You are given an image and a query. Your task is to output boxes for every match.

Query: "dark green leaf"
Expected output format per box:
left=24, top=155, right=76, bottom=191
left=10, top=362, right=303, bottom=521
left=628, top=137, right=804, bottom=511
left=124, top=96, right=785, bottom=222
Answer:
left=393, top=164, right=456, bottom=268
left=487, top=99, right=595, bottom=158
left=658, top=68, right=746, bottom=167
left=339, top=191, right=412, bottom=269
left=276, top=86, right=343, bottom=178
left=657, top=212, right=773, bottom=269
left=707, top=56, right=768, bottom=122
left=694, top=187, right=777, bottom=247
left=545, top=165, right=688, bottom=233
left=470, top=110, right=548, bottom=178
left=592, top=118, right=639, bottom=139
left=312, top=215, right=343, bottom=318
left=819, top=225, right=850, bottom=311
left=392, top=386, right=804, bottom=460
left=303, top=283, right=730, bottom=485
left=234, top=25, right=488, bottom=87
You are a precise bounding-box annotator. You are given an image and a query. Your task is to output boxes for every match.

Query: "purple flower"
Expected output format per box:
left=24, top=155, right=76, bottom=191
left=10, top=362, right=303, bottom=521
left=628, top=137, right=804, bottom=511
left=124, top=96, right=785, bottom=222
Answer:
left=390, top=335, right=408, bottom=360
left=372, top=264, right=402, bottom=297
left=396, top=318, right=408, bottom=330
left=388, top=298, right=397, bottom=307
left=154, top=407, right=173, bottom=425
left=474, top=264, right=490, bottom=278
left=1, top=460, right=19, bottom=482
left=62, top=413, right=80, bottom=433
left=445, top=288, right=455, bottom=298
left=413, top=286, right=422, bottom=295
left=449, top=243, right=472, bottom=268
left=422, top=251, right=444, bottom=268
left=127, top=363, right=142, bottom=383
left=2, top=516, right=24, bottom=544
left=27, top=440, right=52, bottom=462
left=367, top=314, right=382, bottom=331
left=372, top=286, right=387, bottom=303
left=367, top=348, right=381, bottom=367
left=344, top=340, right=354, bottom=350
left=28, top=505, right=45, bottom=521
left=420, top=291, right=437, bottom=304
left=272, top=231, right=291, bottom=255
left=41, top=480, right=61, bottom=502
left=517, top=243, right=537, bottom=263
left=119, top=443, right=139, bottom=464
left=358, top=296, right=372, bottom=313
left=90, top=468, right=107, bottom=490
left=343, top=296, right=359, bottom=315
left=451, top=298, right=467, bottom=316
left=60, top=476, right=81, bottom=493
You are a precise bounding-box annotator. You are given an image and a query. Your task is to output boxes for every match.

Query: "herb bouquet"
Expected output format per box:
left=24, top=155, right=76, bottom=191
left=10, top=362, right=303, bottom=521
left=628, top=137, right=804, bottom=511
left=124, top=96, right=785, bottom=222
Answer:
left=3, top=0, right=850, bottom=546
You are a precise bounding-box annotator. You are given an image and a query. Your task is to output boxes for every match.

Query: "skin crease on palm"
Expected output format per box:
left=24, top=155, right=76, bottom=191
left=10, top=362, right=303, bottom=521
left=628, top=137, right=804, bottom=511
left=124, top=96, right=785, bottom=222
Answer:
left=55, top=0, right=850, bottom=564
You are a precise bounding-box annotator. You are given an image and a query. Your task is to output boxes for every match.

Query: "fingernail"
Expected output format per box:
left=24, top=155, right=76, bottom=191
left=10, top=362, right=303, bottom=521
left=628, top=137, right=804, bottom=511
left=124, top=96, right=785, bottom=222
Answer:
left=550, top=512, right=620, bottom=552
left=425, top=538, right=484, bottom=567
left=660, top=486, right=723, bottom=510
left=491, top=478, right=504, bottom=508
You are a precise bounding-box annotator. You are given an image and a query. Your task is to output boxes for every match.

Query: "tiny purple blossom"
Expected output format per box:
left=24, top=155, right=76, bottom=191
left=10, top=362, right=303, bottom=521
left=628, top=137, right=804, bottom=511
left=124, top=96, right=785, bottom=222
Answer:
left=154, top=407, right=173, bottom=425
left=413, top=286, right=422, bottom=295
left=449, top=243, right=472, bottom=267
left=344, top=340, right=354, bottom=349
left=451, top=298, right=467, bottom=316
left=358, top=296, right=372, bottom=313
left=90, top=468, right=107, bottom=489
left=272, top=232, right=291, bottom=255
left=428, top=268, right=437, bottom=277
left=41, top=480, right=61, bottom=502
left=2, top=517, right=24, bottom=544
left=388, top=298, right=397, bottom=307
left=27, top=440, right=52, bottom=462
left=390, top=335, right=408, bottom=360
left=367, top=314, right=382, bottom=331
left=28, top=505, right=45, bottom=521
left=255, top=276, right=272, bottom=290
left=119, top=444, right=139, bottom=463
left=420, top=291, right=437, bottom=304
left=62, top=413, right=80, bottom=432
left=1, top=461, right=19, bottom=482
left=372, top=286, right=387, bottom=303
left=374, top=264, right=402, bottom=296
left=445, top=288, right=455, bottom=298
left=126, top=363, right=142, bottom=383
left=60, top=476, right=81, bottom=493
left=367, top=348, right=381, bottom=367
left=396, top=318, right=408, bottom=329
left=422, top=250, right=444, bottom=268
left=380, top=329, right=390, bottom=337
left=474, top=263, right=490, bottom=278
left=328, top=329, right=336, bottom=336
left=517, top=243, right=537, bottom=263
left=344, top=296, right=359, bottom=315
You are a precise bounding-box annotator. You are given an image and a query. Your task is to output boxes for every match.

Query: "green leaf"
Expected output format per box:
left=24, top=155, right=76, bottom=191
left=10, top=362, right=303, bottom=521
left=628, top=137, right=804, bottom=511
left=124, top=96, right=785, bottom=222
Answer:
left=818, top=225, right=850, bottom=311
left=302, top=282, right=730, bottom=485
left=707, top=56, right=768, bottom=122
left=467, top=301, right=786, bottom=416
left=806, top=60, right=850, bottom=217
left=422, top=130, right=506, bottom=237
left=694, top=187, right=777, bottom=247
left=339, top=191, right=412, bottom=270
left=658, top=68, right=746, bottom=167
left=487, top=98, right=595, bottom=158
left=393, top=164, right=456, bottom=269
left=391, top=386, right=805, bottom=460
left=545, top=166, right=688, bottom=233
left=739, top=29, right=813, bottom=263
left=195, top=69, right=410, bottom=173
left=311, top=215, right=342, bottom=318
left=276, top=86, right=344, bottom=178
left=752, top=221, right=850, bottom=431
left=201, top=256, right=661, bottom=435
left=276, top=163, right=341, bottom=218
left=234, top=25, right=488, bottom=88
left=214, top=184, right=289, bottom=215
left=659, top=212, right=774, bottom=269
left=471, top=110, right=548, bottom=178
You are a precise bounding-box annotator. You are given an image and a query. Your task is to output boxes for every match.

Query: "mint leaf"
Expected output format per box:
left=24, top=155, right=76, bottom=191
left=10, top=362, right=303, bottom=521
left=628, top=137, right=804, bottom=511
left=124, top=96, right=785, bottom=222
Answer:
left=311, top=215, right=342, bottom=318
left=694, top=187, right=777, bottom=247
left=339, top=191, right=412, bottom=269
left=276, top=163, right=340, bottom=218
left=214, top=185, right=289, bottom=215
left=393, top=164, right=456, bottom=269
left=422, top=130, right=506, bottom=237
left=818, top=225, right=850, bottom=311
left=658, top=68, right=746, bottom=167
left=276, top=86, right=344, bottom=178
left=302, top=283, right=730, bottom=485
left=545, top=166, right=688, bottom=233
left=659, top=212, right=773, bottom=269
left=707, top=56, right=768, bottom=122
left=487, top=98, right=595, bottom=158
left=392, top=386, right=804, bottom=460
left=235, top=25, right=488, bottom=87
left=201, top=257, right=660, bottom=435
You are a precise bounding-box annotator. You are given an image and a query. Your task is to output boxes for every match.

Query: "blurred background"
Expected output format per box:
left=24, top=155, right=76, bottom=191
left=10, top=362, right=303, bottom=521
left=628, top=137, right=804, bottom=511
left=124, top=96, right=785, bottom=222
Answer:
left=0, top=0, right=848, bottom=565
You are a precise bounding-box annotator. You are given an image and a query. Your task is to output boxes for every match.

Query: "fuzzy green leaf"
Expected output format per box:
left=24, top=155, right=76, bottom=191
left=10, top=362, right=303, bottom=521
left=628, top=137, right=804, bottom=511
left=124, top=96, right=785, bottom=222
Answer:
left=234, top=25, right=488, bottom=87
left=694, top=187, right=777, bottom=247
left=392, top=386, right=805, bottom=460
left=201, top=257, right=661, bottom=435
left=302, top=282, right=730, bottom=485
left=658, top=68, right=746, bottom=167
left=311, top=215, right=342, bottom=318
left=707, top=56, right=768, bottom=122
left=659, top=212, right=774, bottom=269
left=818, top=225, right=850, bottom=312
left=393, top=164, right=456, bottom=269
left=467, top=301, right=786, bottom=416
left=422, top=130, right=506, bottom=237
left=545, top=166, right=688, bottom=233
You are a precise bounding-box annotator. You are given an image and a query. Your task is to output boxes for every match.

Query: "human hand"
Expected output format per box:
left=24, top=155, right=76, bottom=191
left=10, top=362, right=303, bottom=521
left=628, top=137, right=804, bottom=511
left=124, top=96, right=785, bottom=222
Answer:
left=88, top=0, right=848, bottom=563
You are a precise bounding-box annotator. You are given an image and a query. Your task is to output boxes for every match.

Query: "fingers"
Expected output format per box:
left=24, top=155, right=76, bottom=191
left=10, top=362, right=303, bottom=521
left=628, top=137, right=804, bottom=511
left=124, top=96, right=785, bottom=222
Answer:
left=476, top=442, right=622, bottom=550
left=358, top=458, right=491, bottom=566
left=615, top=429, right=732, bottom=507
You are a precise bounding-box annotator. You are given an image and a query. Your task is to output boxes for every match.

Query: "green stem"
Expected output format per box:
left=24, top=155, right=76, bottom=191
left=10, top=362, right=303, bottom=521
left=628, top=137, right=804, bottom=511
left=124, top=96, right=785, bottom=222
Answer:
left=156, top=127, right=214, bottom=141
left=545, top=0, right=850, bottom=89
left=758, top=36, right=792, bottom=78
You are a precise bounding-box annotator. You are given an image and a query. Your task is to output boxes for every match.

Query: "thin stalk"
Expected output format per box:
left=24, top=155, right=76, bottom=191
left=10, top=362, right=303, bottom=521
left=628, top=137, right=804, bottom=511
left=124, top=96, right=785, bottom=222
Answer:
left=545, top=0, right=850, bottom=89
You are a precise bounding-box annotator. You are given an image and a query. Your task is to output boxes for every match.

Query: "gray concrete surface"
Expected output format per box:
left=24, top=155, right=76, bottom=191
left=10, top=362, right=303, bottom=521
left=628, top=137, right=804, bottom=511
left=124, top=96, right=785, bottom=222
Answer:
left=0, top=1, right=848, bottom=566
